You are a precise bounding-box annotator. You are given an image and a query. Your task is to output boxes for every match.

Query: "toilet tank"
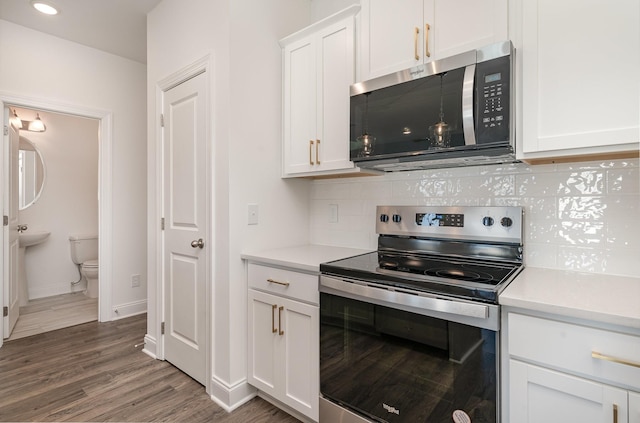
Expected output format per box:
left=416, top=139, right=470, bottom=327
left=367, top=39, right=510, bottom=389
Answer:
left=69, top=234, right=98, bottom=264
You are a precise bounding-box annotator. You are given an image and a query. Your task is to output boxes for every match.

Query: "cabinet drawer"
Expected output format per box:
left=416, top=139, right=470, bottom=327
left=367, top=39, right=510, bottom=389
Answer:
left=248, top=263, right=318, bottom=305
left=508, top=313, right=640, bottom=390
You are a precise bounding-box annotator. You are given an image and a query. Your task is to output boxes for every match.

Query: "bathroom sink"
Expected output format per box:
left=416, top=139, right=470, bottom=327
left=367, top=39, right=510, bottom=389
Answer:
left=19, top=231, right=50, bottom=248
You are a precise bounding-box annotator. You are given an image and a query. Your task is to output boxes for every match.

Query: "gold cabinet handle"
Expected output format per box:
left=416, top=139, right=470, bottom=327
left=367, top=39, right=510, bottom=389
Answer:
left=613, top=403, right=618, bottom=423
left=309, top=140, right=314, bottom=165
left=592, top=351, right=640, bottom=369
left=315, top=139, right=320, bottom=164
left=414, top=27, right=420, bottom=60
left=425, top=23, right=431, bottom=58
left=267, top=278, right=290, bottom=287
left=278, top=306, right=284, bottom=336
left=271, top=304, right=277, bottom=333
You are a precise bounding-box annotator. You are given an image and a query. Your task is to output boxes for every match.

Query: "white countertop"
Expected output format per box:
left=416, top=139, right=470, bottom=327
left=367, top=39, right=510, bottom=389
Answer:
left=500, top=267, right=640, bottom=329
left=241, top=245, right=372, bottom=273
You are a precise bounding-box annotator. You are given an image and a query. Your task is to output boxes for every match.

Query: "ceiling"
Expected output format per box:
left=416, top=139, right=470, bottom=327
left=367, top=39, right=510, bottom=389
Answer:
left=0, top=0, right=162, bottom=64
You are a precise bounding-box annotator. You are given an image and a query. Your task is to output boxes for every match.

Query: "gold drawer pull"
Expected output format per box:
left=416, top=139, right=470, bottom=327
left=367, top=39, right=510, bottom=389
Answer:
left=414, top=27, right=420, bottom=60
left=315, top=139, right=320, bottom=164
left=267, top=278, right=290, bottom=287
left=592, top=351, right=640, bottom=369
left=271, top=304, right=277, bottom=333
left=309, top=140, right=314, bottom=165
left=613, top=403, right=618, bottom=423
left=278, top=306, right=284, bottom=336
left=425, top=23, right=431, bottom=58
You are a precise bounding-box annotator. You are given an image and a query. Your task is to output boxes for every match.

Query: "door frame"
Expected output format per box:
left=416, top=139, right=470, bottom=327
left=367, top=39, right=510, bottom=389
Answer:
left=0, top=93, right=113, bottom=345
left=154, top=55, right=212, bottom=391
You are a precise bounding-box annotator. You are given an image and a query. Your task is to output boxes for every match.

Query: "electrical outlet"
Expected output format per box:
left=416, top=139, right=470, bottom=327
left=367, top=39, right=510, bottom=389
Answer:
left=329, top=204, right=339, bottom=223
left=131, top=274, right=141, bottom=288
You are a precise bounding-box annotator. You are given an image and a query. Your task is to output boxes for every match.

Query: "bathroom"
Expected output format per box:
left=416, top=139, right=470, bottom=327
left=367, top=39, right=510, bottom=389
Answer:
left=8, top=106, right=99, bottom=340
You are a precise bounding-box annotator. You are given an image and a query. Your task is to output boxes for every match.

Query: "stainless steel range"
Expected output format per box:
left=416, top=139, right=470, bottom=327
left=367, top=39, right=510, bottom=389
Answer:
left=319, top=206, right=523, bottom=423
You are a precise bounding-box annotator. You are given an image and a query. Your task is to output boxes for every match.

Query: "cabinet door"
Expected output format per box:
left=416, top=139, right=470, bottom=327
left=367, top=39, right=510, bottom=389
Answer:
left=280, top=296, right=319, bottom=421
left=283, top=36, right=317, bottom=175
left=519, top=0, right=640, bottom=156
left=510, top=360, right=628, bottom=423
left=360, top=0, right=424, bottom=80
left=429, top=0, right=508, bottom=60
left=631, top=391, right=640, bottom=423
left=315, top=18, right=356, bottom=172
left=248, top=289, right=279, bottom=395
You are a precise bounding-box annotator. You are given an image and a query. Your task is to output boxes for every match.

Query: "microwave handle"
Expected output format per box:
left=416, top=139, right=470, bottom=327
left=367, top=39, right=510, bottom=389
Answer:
left=462, top=64, right=476, bottom=146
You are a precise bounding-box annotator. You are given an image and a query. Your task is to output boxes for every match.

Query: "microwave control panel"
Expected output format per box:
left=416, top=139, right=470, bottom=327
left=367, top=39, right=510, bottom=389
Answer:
left=475, top=55, right=510, bottom=144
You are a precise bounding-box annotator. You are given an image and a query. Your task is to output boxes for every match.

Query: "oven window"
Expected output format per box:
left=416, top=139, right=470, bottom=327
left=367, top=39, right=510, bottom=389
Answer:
left=320, top=293, right=497, bottom=423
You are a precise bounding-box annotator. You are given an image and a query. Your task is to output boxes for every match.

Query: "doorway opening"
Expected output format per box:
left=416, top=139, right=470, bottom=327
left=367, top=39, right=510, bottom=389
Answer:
left=1, top=95, right=113, bottom=344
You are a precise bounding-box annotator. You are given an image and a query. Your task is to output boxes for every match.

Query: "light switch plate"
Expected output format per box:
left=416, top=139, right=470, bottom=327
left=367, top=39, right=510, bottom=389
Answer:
left=248, top=204, right=259, bottom=225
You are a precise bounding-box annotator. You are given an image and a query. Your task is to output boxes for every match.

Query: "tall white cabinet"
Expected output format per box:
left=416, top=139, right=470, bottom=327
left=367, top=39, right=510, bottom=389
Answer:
left=513, top=0, right=640, bottom=162
left=359, top=0, right=508, bottom=81
left=281, top=5, right=365, bottom=178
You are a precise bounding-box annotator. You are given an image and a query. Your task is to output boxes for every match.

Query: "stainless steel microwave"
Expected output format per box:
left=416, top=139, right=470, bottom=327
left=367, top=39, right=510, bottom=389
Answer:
left=350, top=41, right=515, bottom=171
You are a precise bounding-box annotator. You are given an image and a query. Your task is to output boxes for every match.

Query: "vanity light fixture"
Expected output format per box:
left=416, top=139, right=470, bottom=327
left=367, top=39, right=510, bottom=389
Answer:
left=11, top=109, right=23, bottom=129
left=27, top=113, right=47, bottom=132
left=31, top=1, right=59, bottom=15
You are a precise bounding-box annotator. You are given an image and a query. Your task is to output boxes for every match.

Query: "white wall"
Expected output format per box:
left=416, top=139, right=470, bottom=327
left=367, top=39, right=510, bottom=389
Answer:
left=310, top=158, right=640, bottom=278
left=147, top=0, right=311, bottom=409
left=16, top=108, right=99, bottom=299
left=0, top=20, right=148, bottom=318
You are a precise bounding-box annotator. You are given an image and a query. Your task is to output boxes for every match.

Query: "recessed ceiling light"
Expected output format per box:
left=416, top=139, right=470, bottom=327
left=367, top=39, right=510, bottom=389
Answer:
left=32, top=1, right=59, bottom=15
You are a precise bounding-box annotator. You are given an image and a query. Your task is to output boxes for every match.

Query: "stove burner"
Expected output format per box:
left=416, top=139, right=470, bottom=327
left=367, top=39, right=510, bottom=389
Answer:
left=429, top=268, right=495, bottom=283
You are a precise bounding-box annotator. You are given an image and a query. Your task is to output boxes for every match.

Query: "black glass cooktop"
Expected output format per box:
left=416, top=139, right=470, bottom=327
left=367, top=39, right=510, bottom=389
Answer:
left=320, top=251, right=522, bottom=304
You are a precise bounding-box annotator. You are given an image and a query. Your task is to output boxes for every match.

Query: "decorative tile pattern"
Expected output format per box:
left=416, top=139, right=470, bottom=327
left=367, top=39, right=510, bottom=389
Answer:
left=310, top=158, right=640, bottom=278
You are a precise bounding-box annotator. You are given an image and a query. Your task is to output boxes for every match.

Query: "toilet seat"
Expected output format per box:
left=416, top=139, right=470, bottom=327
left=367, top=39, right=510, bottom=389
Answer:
left=83, top=259, right=99, bottom=268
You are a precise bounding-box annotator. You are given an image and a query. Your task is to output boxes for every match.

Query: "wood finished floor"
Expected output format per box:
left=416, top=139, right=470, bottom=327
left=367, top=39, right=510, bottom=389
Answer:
left=0, top=314, right=301, bottom=423
left=8, top=292, right=98, bottom=341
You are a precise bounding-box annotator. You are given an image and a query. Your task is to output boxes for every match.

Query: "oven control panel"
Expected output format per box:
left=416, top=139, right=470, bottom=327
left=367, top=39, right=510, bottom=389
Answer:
left=377, top=206, right=523, bottom=244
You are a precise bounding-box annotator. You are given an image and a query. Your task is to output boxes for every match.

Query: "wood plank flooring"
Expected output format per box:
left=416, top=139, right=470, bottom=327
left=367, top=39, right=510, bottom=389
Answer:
left=8, top=292, right=98, bottom=341
left=0, top=314, right=301, bottom=422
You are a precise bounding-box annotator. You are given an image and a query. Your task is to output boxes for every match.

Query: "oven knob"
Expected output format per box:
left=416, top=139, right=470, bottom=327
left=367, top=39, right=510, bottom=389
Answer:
left=501, top=217, right=513, bottom=227
left=482, top=216, right=494, bottom=227
left=392, top=214, right=402, bottom=223
left=380, top=214, right=389, bottom=223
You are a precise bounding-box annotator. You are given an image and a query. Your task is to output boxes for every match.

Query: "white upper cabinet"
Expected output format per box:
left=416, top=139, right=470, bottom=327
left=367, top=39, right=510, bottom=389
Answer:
left=359, top=0, right=508, bottom=81
left=282, top=5, right=369, bottom=178
left=515, top=0, right=640, bottom=161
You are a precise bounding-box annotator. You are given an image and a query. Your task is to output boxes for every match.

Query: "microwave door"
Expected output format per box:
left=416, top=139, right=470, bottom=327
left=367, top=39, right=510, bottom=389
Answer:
left=462, top=64, right=477, bottom=146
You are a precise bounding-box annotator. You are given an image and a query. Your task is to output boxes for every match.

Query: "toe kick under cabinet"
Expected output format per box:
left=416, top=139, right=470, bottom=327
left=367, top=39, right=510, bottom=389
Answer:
left=247, top=263, right=319, bottom=422
left=505, top=310, right=640, bottom=423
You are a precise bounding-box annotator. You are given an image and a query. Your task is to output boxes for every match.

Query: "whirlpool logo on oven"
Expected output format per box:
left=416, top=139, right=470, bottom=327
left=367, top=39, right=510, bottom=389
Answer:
left=382, top=403, right=400, bottom=415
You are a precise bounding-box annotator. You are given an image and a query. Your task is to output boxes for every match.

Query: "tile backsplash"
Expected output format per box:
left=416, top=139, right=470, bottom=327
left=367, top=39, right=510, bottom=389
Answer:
left=310, top=158, right=640, bottom=278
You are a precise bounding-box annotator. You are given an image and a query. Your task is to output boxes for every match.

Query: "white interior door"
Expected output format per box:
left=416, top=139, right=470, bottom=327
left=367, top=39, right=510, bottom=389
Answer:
left=162, top=72, right=208, bottom=385
left=3, top=111, right=20, bottom=338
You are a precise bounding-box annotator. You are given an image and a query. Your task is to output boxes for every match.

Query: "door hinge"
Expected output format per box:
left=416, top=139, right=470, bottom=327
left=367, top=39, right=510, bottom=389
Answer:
left=161, top=217, right=165, bottom=230
left=160, top=113, right=165, bottom=128
left=161, top=322, right=165, bottom=335
left=3, top=215, right=8, bottom=226
left=3, top=306, right=7, bottom=317
left=3, top=125, right=8, bottom=136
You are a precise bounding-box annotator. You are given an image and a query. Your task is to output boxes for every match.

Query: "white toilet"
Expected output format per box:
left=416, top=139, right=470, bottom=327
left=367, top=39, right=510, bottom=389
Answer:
left=69, top=234, right=99, bottom=298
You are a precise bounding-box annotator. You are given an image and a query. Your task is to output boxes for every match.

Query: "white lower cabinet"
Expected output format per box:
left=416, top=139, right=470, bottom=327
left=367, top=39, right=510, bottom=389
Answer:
left=506, top=311, right=640, bottom=423
left=510, top=360, right=629, bottom=423
left=247, top=264, right=319, bottom=421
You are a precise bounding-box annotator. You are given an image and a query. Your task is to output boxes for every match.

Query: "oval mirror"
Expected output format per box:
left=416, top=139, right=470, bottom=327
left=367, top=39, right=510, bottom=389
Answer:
left=18, top=136, right=46, bottom=210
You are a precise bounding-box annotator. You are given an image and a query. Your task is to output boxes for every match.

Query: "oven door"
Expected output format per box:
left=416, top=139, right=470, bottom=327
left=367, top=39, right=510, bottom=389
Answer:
left=320, top=275, right=500, bottom=423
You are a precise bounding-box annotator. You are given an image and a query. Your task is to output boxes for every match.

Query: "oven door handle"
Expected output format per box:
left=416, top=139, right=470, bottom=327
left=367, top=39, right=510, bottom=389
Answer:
left=321, top=276, right=489, bottom=320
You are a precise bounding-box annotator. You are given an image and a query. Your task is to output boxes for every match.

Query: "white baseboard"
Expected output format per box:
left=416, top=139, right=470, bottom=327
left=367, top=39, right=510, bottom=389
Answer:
left=30, top=280, right=86, bottom=299
left=142, top=334, right=157, bottom=359
left=210, top=376, right=256, bottom=412
left=111, top=299, right=147, bottom=320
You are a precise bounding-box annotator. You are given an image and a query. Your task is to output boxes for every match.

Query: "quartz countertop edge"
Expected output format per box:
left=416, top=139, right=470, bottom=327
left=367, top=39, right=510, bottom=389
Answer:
left=241, top=245, right=372, bottom=273
left=499, top=267, right=640, bottom=329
